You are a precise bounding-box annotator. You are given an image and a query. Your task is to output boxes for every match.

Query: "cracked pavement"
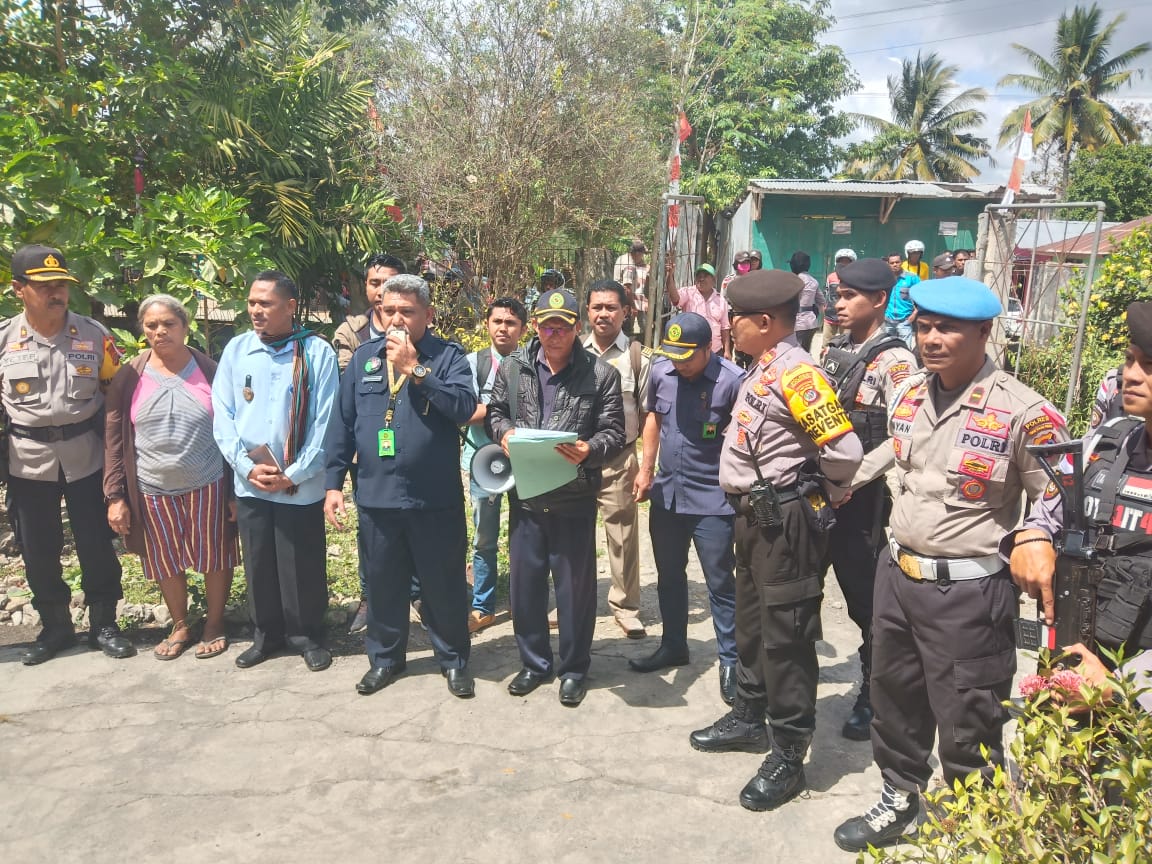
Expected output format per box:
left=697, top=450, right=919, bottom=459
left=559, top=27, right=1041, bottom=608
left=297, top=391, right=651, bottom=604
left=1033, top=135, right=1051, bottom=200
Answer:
left=1, top=512, right=891, bottom=863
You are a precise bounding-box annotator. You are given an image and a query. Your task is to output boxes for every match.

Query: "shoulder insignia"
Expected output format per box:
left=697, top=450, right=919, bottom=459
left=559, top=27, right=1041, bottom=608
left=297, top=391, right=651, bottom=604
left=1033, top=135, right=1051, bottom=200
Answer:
left=964, top=385, right=986, bottom=407
left=1043, top=481, right=1059, bottom=501
left=640, top=346, right=652, bottom=358
left=69, top=324, right=79, bottom=337
left=758, top=348, right=777, bottom=368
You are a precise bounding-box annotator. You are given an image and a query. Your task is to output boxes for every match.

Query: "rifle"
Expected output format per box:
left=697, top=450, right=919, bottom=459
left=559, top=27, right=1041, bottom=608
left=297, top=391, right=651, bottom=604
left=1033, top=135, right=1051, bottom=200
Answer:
left=1015, top=439, right=1101, bottom=651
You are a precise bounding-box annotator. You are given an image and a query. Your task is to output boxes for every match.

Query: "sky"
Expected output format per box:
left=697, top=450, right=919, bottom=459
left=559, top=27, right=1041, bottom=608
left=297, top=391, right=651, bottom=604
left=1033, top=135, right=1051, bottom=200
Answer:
left=821, top=0, right=1152, bottom=182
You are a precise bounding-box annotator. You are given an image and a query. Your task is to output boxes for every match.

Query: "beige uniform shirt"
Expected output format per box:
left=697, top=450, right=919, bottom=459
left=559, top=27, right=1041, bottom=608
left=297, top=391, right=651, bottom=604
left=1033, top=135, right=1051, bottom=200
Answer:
left=332, top=313, right=375, bottom=372
left=0, top=312, right=120, bottom=481
left=719, top=334, right=863, bottom=501
left=828, top=332, right=917, bottom=484
left=888, top=357, right=1068, bottom=558
left=583, top=332, right=650, bottom=444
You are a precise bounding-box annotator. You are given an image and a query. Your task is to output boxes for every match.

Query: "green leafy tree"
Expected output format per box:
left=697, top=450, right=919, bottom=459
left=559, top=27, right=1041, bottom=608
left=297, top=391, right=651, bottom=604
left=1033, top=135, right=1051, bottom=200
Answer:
left=660, top=0, right=856, bottom=209
left=1065, top=144, right=1152, bottom=223
left=998, top=3, right=1151, bottom=191
left=844, top=51, right=990, bottom=182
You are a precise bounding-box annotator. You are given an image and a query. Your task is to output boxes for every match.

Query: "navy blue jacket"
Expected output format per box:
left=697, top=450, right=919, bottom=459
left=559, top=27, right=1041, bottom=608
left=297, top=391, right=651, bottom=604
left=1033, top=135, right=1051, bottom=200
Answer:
left=324, top=332, right=477, bottom=510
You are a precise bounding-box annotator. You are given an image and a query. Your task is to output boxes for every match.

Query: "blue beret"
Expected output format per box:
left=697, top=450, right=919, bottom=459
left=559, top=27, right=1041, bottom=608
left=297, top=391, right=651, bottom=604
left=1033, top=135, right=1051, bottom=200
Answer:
left=910, top=276, right=1002, bottom=321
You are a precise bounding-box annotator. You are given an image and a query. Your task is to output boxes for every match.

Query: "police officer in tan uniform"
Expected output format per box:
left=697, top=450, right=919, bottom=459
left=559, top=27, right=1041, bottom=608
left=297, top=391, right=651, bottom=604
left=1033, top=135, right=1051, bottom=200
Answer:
left=820, top=258, right=917, bottom=741
left=689, top=269, right=863, bottom=812
left=834, top=276, right=1064, bottom=853
left=2, top=245, right=134, bottom=665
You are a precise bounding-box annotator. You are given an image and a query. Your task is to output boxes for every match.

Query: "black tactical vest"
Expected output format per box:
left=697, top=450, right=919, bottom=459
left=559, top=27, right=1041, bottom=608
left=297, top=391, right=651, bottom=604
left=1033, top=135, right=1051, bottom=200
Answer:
left=820, top=333, right=906, bottom=453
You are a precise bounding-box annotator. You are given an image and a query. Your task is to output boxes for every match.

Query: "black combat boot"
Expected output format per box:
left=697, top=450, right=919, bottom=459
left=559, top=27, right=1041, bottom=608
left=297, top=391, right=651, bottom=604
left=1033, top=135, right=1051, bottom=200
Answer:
left=738, top=734, right=810, bottom=811
left=833, top=781, right=920, bottom=852
left=87, top=602, right=137, bottom=659
left=842, top=635, right=874, bottom=741
left=688, top=696, right=770, bottom=753
left=22, top=605, right=77, bottom=666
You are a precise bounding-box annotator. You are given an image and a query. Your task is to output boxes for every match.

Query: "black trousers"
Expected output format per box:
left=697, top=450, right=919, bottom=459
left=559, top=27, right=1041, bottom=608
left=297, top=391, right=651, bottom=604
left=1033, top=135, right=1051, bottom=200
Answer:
left=870, top=551, right=1018, bottom=792
left=509, top=506, right=597, bottom=680
left=236, top=497, right=328, bottom=651
left=359, top=506, right=469, bottom=670
left=7, top=468, right=122, bottom=614
left=733, top=498, right=827, bottom=740
left=826, top=477, right=889, bottom=652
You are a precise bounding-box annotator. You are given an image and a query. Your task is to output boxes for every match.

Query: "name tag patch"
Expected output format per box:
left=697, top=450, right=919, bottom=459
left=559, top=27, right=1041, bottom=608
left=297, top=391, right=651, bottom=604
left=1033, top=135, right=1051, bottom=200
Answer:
left=1121, top=476, right=1152, bottom=503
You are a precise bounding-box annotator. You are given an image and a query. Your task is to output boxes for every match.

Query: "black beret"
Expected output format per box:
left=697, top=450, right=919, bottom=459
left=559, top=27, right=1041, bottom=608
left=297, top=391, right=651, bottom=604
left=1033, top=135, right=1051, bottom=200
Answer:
left=836, top=258, right=896, bottom=294
left=1128, top=301, right=1152, bottom=355
left=727, top=270, right=802, bottom=311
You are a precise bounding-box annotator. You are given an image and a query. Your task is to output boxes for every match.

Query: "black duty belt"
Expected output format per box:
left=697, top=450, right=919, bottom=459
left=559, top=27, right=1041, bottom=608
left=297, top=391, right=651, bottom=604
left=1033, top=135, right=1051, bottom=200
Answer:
left=726, top=484, right=800, bottom=512
left=9, top=414, right=101, bottom=443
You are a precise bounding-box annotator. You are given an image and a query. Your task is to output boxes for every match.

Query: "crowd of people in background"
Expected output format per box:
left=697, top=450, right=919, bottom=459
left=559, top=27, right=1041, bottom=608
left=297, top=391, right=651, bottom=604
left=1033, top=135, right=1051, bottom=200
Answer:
left=5, top=237, right=1147, bottom=855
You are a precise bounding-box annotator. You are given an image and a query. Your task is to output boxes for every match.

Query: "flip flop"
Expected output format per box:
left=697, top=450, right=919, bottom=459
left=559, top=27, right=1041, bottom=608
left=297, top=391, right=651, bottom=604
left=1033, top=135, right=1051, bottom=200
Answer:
left=196, top=634, right=229, bottom=659
left=154, top=631, right=192, bottom=661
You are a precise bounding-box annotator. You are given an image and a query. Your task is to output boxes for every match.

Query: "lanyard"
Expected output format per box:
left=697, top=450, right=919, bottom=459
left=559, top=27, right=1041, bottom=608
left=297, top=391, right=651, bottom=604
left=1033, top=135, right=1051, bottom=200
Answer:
left=384, top=360, right=407, bottom=428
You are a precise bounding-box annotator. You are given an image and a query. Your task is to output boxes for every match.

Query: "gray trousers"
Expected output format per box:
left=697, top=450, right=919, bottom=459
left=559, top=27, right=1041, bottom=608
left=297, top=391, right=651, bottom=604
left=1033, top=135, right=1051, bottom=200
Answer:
left=870, top=551, right=1018, bottom=792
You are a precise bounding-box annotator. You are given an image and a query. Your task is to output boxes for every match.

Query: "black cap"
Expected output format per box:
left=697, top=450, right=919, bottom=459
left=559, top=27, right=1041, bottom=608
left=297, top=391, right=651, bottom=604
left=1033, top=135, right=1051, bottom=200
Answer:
left=11, top=244, right=80, bottom=284
left=837, top=259, right=896, bottom=294
left=933, top=252, right=955, bottom=270
left=534, top=289, right=579, bottom=324
left=726, top=270, right=802, bottom=311
left=1129, top=302, right=1152, bottom=355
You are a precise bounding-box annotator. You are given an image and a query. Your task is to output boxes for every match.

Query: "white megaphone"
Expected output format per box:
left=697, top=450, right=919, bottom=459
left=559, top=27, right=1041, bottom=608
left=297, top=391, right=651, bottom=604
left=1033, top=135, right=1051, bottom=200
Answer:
left=470, top=443, right=515, bottom=495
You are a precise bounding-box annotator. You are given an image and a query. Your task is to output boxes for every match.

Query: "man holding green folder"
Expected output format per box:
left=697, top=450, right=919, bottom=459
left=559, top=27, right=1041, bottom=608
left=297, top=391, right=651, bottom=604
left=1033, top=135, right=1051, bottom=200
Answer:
left=485, top=288, right=625, bottom=706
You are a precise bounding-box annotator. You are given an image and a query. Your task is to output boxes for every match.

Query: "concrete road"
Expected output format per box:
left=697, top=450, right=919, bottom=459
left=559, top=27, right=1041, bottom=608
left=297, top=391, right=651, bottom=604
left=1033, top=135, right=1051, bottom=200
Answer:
left=0, top=511, right=897, bottom=864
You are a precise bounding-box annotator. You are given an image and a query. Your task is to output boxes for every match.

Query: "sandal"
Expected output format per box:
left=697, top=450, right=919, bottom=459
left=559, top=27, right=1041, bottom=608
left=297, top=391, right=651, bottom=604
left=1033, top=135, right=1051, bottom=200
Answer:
left=154, top=621, right=192, bottom=661
left=196, top=633, right=229, bottom=659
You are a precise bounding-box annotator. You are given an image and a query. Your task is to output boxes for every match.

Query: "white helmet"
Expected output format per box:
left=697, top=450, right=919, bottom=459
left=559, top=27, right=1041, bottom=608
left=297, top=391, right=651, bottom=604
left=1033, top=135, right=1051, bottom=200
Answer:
left=905, top=239, right=925, bottom=254
left=834, top=248, right=857, bottom=262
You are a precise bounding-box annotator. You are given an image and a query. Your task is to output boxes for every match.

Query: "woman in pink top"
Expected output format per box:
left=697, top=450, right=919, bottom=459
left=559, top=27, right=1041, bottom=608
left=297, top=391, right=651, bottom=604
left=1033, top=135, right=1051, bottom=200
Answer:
left=104, top=295, right=238, bottom=660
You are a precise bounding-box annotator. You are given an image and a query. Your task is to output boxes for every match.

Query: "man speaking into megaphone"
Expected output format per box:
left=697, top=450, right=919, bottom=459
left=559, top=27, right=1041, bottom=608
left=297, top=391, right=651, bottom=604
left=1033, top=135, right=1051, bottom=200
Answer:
left=485, top=288, right=625, bottom=707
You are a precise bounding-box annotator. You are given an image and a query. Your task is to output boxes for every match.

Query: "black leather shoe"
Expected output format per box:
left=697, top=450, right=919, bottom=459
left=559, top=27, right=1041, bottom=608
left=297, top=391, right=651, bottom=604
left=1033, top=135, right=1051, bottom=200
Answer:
left=89, top=625, right=137, bottom=659
left=235, top=644, right=280, bottom=669
left=22, top=627, right=77, bottom=666
left=303, top=646, right=332, bottom=672
left=558, top=677, right=587, bottom=706
left=689, top=705, right=770, bottom=753
left=739, top=744, right=808, bottom=811
left=357, top=664, right=405, bottom=695
left=443, top=666, right=476, bottom=698
left=842, top=689, right=874, bottom=741
left=628, top=644, right=689, bottom=673
left=507, top=668, right=553, bottom=696
left=834, top=783, right=920, bottom=852
left=719, top=665, right=737, bottom=706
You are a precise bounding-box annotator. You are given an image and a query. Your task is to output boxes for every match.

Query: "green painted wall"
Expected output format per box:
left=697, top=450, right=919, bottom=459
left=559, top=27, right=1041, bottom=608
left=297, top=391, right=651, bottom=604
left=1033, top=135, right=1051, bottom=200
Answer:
left=751, top=195, right=986, bottom=280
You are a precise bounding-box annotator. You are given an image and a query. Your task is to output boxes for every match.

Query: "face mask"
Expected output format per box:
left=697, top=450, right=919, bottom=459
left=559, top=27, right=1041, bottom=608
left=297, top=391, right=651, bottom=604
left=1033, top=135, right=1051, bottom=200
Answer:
left=735, top=262, right=751, bottom=273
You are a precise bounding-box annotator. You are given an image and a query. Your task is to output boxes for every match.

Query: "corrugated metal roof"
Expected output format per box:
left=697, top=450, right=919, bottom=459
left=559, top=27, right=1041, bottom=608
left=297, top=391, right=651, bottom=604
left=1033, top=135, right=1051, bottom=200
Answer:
left=1030, top=214, right=1152, bottom=257
left=1016, top=219, right=1122, bottom=250
left=747, top=179, right=1055, bottom=200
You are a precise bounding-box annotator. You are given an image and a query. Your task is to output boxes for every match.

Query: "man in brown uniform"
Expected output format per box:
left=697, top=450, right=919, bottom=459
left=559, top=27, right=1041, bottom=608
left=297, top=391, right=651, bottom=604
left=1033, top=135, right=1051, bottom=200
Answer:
left=834, top=276, right=1063, bottom=852
left=689, top=269, right=863, bottom=812
left=2, top=245, right=134, bottom=664
left=820, top=258, right=917, bottom=741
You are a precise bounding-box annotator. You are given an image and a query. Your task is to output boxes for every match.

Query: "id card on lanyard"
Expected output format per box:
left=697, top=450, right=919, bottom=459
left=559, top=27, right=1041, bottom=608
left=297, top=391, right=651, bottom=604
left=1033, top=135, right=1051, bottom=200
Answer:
left=379, top=360, right=407, bottom=458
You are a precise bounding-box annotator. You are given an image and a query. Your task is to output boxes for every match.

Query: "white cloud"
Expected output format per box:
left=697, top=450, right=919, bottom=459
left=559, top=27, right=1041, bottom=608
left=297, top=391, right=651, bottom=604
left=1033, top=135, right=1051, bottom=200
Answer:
left=822, top=0, right=1152, bottom=181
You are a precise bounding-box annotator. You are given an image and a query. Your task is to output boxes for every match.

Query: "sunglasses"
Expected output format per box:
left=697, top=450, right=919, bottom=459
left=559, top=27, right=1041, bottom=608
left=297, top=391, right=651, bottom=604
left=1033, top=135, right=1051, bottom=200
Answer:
left=538, top=324, right=574, bottom=337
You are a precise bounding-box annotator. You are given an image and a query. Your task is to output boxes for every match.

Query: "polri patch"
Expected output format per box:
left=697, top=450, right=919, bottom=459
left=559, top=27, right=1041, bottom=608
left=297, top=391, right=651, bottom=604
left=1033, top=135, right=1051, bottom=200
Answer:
left=959, top=478, right=987, bottom=501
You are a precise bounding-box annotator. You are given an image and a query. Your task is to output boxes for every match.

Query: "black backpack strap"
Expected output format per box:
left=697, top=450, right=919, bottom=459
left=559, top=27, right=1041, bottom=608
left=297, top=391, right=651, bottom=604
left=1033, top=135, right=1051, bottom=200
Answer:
left=475, top=348, right=494, bottom=399
left=822, top=334, right=906, bottom=407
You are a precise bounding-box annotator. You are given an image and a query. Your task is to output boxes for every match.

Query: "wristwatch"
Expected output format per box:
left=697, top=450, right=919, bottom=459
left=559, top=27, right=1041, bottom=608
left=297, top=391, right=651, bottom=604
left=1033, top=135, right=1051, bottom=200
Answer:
left=411, top=364, right=430, bottom=381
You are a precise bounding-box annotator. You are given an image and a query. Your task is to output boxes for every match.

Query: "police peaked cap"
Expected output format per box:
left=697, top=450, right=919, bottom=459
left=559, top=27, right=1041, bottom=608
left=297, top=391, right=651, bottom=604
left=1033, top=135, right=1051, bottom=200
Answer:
left=726, top=269, right=802, bottom=311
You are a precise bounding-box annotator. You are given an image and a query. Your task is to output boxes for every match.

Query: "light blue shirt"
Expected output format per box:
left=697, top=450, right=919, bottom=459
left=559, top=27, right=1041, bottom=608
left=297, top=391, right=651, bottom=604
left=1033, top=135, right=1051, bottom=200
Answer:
left=460, top=345, right=502, bottom=471
left=212, top=330, right=338, bottom=505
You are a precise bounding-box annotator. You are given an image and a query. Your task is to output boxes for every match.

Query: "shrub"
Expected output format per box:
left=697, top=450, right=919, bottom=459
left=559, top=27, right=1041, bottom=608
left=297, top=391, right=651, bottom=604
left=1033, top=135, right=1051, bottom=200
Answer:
left=1016, top=328, right=1123, bottom=436
left=864, top=658, right=1152, bottom=864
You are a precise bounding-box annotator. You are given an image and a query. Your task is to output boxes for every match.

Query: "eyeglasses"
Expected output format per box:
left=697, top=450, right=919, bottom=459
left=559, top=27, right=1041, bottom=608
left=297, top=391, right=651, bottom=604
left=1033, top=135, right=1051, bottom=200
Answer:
left=538, top=324, right=573, bottom=337
left=728, top=308, right=770, bottom=322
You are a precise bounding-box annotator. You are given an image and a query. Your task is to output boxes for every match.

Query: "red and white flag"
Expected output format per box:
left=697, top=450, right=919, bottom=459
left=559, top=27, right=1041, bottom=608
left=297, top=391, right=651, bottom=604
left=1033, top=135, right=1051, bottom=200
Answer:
left=1001, top=110, right=1033, bottom=206
left=668, top=111, right=692, bottom=233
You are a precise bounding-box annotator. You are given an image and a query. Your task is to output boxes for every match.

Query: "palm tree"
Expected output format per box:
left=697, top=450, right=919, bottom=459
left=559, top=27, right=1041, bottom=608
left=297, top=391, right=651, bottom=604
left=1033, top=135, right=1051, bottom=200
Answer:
left=846, top=51, right=990, bottom=182
left=998, top=3, right=1151, bottom=190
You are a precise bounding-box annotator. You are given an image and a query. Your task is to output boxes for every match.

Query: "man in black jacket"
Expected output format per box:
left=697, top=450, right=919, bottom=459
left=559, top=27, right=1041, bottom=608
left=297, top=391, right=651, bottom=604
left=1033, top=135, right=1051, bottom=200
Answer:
left=486, top=288, right=626, bottom=706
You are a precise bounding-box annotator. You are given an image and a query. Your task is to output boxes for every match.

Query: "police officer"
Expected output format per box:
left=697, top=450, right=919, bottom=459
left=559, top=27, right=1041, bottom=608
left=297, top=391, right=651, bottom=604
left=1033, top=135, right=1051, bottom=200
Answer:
left=485, top=288, right=625, bottom=707
left=631, top=313, right=743, bottom=704
left=820, top=259, right=917, bottom=740
left=834, top=277, right=1065, bottom=853
left=1088, top=365, right=1123, bottom=432
left=2, top=244, right=134, bottom=664
left=689, top=270, right=863, bottom=812
left=324, top=274, right=478, bottom=698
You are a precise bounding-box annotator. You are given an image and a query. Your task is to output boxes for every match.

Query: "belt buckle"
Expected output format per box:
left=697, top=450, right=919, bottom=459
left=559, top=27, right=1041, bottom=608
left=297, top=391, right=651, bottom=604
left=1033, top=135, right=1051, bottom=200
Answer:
left=897, top=550, right=924, bottom=581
